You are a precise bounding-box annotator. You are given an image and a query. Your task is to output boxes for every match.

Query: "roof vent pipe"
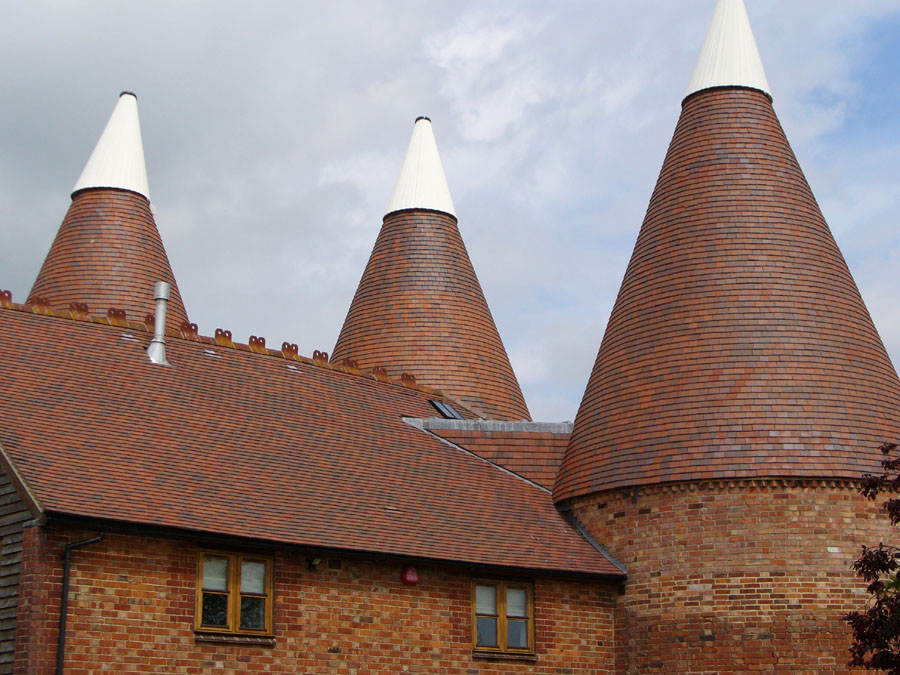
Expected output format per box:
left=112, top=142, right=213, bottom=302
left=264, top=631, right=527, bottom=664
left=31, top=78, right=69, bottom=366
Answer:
left=147, top=281, right=170, bottom=365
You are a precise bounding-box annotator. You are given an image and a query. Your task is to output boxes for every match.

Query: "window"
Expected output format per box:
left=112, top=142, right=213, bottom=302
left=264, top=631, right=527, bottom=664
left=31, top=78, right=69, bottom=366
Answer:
left=472, top=581, right=534, bottom=653
left=431, top=399, right=463, bottom=419
left=196, top=552, right=273, bottom=635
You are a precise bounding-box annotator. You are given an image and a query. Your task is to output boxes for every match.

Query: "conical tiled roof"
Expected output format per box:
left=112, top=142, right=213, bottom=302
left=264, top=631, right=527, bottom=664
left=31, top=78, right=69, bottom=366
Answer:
left=332, top=118, right=530, bottom=421
left=554, top=3, right=900, bottom=501
left=29, top=93, right=188, bottom=330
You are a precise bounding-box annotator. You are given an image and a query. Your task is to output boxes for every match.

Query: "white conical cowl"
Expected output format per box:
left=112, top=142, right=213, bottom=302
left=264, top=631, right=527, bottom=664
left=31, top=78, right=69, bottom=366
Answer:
left=685, top=0, right=771, bottom=99
left=72, top=92, right=150, bottom=199
left=385, top=117, right=456, bottom=218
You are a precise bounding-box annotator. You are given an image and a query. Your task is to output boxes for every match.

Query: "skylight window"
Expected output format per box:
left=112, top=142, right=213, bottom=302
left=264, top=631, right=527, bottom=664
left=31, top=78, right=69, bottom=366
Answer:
left=431, top=400, right=462, bottom=419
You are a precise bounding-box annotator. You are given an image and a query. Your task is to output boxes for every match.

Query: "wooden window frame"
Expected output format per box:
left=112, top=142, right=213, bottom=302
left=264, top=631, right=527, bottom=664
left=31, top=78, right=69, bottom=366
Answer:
left=471, top=580, right=535, bottom=654
left=195, top=551, right=274, bottom=636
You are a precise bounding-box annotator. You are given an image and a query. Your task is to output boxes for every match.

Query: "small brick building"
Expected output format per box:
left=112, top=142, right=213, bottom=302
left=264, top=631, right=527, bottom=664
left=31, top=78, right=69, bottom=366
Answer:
left=1, top=1, right=898, bottom=672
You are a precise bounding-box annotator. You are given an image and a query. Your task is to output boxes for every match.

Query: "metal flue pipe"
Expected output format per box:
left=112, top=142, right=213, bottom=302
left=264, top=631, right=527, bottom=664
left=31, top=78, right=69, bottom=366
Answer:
left=147, top=281, right=171, bottom=365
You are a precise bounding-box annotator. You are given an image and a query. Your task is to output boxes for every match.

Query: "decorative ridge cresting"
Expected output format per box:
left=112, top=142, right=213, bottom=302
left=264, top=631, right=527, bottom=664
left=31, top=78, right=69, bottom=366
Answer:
left=0, top=289, right=473, bottom=408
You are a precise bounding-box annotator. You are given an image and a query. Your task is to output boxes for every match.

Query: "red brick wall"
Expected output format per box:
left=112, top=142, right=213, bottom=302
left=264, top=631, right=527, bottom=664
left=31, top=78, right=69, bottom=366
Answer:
left=570, top=479, right=892, bottom=674
left=15, top=527, right=615, bottom=673
left=13, top=525, right=56, bottom=674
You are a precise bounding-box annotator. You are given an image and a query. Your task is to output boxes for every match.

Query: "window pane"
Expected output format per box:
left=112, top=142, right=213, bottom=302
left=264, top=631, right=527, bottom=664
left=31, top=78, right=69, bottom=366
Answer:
left=241, top=560, right=266, bottom=594
left=508, top=619, right=528, bottom=648
left=476, top=616, right=498, bottom=647
left=201, top=593, right=228, bottom=627
left=240, top=596, right=266, bottom=630
left=202, top=557, right=229, bottom=591
left=475, top=585, right=496, bottom=615
left=507, top=588, right=527, bottom=617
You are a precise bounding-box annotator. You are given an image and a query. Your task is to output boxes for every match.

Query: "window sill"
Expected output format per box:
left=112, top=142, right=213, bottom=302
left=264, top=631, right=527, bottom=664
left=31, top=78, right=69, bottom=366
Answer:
left=472, top=650, right=537, bottom=662
left=194, top=632, right=276, bottom=647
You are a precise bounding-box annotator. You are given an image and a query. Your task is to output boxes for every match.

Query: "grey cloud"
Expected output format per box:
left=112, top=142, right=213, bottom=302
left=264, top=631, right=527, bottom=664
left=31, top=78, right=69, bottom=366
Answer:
left=2, top=1, right=898, bottom=421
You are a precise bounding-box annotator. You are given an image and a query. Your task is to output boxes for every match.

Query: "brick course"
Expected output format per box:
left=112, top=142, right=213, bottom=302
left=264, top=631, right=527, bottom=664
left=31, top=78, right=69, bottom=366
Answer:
left=570, top=479, right=892, bottom=674
left=15, top=528, right=616, bottom=673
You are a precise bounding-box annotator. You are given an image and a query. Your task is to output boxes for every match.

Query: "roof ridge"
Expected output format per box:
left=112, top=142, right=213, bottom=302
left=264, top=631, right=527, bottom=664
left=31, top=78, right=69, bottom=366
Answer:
left=412, top=419, right=573, bottom=434
left=0, top=288, right=477, bottom=405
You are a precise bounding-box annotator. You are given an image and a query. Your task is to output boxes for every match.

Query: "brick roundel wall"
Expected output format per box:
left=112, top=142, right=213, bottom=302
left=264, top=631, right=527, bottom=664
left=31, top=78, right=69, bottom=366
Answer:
left=570, top=479, right=894, bottom=674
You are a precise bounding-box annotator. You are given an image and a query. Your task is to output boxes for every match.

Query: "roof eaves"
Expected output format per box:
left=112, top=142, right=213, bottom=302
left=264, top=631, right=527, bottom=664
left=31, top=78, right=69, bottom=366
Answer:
left=45, top=511, right=625, bottom=579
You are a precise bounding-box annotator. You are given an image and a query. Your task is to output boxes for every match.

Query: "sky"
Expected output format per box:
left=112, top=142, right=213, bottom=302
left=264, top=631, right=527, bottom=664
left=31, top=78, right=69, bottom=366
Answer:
left=1, top=1, right=899, bottom=422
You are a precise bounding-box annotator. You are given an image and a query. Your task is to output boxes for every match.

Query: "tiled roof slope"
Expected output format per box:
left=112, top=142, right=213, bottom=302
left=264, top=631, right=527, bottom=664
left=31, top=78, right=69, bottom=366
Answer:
left=0, top=305, right=619, bottom=576
left=420, top=420, right=571, bottom=490
left=332, top=209, right=531, bottom=421
left=555, top=88, right=900, bottom=501
left=29, top=188, right=189, bottom=331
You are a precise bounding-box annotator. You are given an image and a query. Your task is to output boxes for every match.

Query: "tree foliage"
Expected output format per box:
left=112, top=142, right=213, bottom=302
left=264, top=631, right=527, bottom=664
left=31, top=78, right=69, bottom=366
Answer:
left=845, top=442, right=900, bottom=672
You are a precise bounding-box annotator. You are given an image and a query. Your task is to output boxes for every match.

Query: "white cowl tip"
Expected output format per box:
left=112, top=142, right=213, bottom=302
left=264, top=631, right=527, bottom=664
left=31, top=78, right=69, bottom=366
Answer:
left=385, top=117, right=456, bottom=218
left=72, top=92, right=150, bottom=199
left=685, top=0, right=771, bottom=100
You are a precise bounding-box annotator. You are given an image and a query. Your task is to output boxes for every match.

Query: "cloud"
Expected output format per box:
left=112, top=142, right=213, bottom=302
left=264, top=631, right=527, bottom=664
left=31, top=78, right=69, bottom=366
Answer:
left=1, top=1, right=898, bottom=422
